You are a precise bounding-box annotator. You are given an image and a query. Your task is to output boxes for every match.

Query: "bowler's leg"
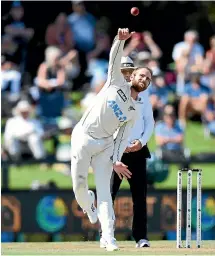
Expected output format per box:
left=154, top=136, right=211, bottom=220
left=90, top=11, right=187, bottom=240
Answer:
left=71, top=133, right=91, bottom=212
left=91, top=149, right=115, bottom=239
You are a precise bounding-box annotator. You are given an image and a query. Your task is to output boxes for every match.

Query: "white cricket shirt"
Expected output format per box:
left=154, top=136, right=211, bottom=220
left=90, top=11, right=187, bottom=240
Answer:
left=79, top=37, right=138, bottom=163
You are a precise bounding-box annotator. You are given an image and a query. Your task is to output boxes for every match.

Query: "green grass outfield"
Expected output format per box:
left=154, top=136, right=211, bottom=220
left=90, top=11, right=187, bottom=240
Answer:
left=6, top=121, right=215, bottom=189
left=2, top=241, right=215, bottom=255
left=9, top=163, right=215, bottom=189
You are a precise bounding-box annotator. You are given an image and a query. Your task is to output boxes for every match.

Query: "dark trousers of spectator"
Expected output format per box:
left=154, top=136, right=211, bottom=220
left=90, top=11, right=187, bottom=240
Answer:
left=99, top=145, right=150, bottom=242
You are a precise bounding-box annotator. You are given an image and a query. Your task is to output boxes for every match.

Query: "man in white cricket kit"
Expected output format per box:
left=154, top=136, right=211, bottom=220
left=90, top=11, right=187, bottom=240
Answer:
left=71, top=28, right=152, bottom=251
left=100, top=56, right=154, bottom=249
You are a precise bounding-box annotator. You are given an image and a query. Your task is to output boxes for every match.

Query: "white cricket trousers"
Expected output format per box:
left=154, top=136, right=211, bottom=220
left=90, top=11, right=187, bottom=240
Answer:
left=71, top=123, right=115, bottom=239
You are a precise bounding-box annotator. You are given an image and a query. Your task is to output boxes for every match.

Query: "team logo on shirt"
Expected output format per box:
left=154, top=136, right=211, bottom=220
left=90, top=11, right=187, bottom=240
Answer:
left=136, top=97, right=143, bottom=104
left=107, top=100, right=127, bottom=122
left=117, top=89, right=127, bottom=102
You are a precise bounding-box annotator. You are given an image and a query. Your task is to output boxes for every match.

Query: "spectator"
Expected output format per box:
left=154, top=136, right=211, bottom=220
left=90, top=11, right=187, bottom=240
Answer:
left=86, top=17, right=111, bottom=64
left=135, top=51, right=151, bottom=67
left=45, top=12, right=80, bottom=82
left=205, top=35, right=215, bottom=73
left=172, top=30, right=204, bottom=96
left=149, top=73, right=170, bottom=119
left=124, top=31, right=162, bottom=61
left=67, top=0, right=97, bottom=86
left=86, top=17, right=111, bottom=87
left=3, top=1, right=34, bottom=73
left=45, top=13, right=74, bottom=54
left=204, top=95, right=215, bottom=137
left=178, top=72, right=210, bottom=126
left=67, top=0, right=96, bottom=53
left=172, top=30, right=204, bottom=66
left=155, top=105, right=190, bottom=167
left=59, top=49, right=80, bottom=83
left=34, top=46, right=67, bottom=127
left=4, top=100, right=46, bottom=161
left=200, top=59, right=215, bottom=92
left=1, top=35, right=22, bottom=100
left=147, top=58, right=162, bottom=76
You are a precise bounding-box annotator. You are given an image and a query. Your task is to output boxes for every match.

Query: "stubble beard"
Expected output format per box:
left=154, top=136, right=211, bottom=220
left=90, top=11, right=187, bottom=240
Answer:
left=131, top=81, right=147, bottom=92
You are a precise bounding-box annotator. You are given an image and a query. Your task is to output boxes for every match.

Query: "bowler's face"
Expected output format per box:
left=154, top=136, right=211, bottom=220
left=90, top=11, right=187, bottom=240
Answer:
left=131, top=68, right=152, bottom=92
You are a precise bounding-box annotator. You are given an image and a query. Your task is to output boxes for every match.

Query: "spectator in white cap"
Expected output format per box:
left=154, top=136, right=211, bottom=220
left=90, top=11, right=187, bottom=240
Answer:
left=4, top=100, right=46, bottom=161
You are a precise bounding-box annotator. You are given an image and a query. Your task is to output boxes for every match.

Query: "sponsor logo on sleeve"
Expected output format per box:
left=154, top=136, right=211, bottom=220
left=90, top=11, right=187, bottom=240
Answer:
left=117, top=89, right=127, bottom=102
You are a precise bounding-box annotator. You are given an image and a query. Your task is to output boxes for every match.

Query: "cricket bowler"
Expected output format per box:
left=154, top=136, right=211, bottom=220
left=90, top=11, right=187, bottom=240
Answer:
left=70, top=28, right=152, bottom=251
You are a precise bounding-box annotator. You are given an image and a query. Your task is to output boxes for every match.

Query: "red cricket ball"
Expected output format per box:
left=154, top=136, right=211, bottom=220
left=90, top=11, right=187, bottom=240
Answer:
left=131, top=7, right=139, bottom=16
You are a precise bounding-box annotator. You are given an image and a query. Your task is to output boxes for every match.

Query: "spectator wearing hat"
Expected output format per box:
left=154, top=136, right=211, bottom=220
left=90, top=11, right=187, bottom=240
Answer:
left=155, top=105, right=190, bottom=167
left=4, top=100, right=46, bottom=161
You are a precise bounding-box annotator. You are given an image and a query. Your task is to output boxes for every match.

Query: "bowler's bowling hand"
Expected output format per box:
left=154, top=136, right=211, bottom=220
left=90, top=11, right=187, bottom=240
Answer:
left=113, top=161, right=132, bottom=180
left=118, top=28, right=135, bottom=41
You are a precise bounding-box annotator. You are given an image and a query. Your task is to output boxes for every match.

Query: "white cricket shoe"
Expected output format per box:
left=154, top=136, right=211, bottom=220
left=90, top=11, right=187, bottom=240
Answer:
left=100, top=237, right=119, bottom=251
left=84, top=190, right=98, bottom=224
left=100, top=237, right=107, bottom=248
left=136, top=239, right=150, bottom=248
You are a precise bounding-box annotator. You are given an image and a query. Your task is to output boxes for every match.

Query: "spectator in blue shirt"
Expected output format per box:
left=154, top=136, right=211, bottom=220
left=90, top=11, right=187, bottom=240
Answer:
left=179, top=72, right=210, bottom=127
left=155, top=105, right=190, bottom=167
left=149, top=73, right=170, bottom=119
left=68, top=1, right=96, bottom=53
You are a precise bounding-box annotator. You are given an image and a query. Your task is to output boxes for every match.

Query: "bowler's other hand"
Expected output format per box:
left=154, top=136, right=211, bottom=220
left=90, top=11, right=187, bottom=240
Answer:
left=118, top=28, right=135, bottom=41
left=113, top=161, right=132, bottom=180
left=125, top=140, right=142, bottom=153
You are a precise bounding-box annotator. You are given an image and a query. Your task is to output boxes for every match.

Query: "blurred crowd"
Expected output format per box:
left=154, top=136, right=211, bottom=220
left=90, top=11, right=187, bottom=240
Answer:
left=1, top=1, right=215, bottom=166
